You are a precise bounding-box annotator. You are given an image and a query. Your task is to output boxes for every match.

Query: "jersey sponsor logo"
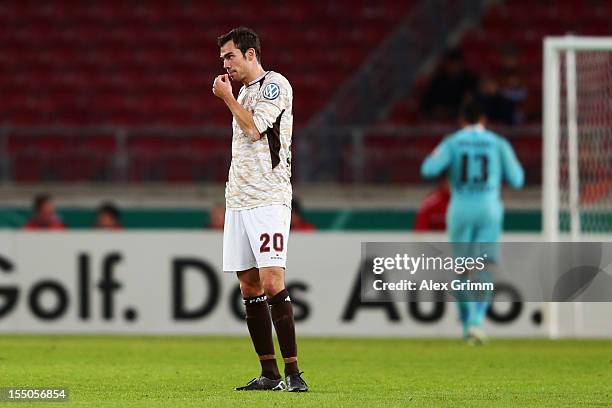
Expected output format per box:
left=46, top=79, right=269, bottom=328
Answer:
left=263, top=83, right=280, bottom=100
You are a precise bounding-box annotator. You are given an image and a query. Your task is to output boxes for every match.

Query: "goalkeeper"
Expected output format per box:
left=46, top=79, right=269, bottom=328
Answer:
left=420, top=101, right=524, bottom=343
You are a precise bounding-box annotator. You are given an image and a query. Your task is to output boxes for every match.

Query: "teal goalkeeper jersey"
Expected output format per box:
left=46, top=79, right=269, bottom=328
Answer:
left=420, top=125, right=524, bottom=203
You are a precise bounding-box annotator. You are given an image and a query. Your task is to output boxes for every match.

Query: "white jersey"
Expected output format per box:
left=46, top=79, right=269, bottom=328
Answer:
left=225, top=70, right=293, bottom=210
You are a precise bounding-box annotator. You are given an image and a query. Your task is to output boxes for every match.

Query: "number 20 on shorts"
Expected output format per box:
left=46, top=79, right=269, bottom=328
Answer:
left=260, top=233, right=284, bottom=253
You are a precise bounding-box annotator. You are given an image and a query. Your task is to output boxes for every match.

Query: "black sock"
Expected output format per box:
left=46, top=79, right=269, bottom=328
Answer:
left=284, top=361, right=299, bottom=376
left=260, top=358, right=280, bottom=380
left=244, top=294, right=280, bottom=380
left=268, top=289, right=300, bottom=376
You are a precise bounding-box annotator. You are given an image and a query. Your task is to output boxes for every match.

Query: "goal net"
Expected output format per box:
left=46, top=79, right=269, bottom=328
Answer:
left=542, top=37, right=612, bottom=338
left=543, top=36, right=612, bottom=241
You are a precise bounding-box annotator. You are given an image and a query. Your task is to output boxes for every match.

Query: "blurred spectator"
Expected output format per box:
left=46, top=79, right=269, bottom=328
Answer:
left=414, top=180, right=449, bottom=231
left=95, top=202, right=122, bottom=229
left=23, top=194, right=66, bottom=230
left=207, top=203, right=225, bottom=230
left=421, top=48, right=479, bottom=121
left=499, top=66, right=527, bottom=123
left=475, top=76, right=516, bottom=125
left=499, top=46, right=527, bottom=123
left=498, top=44, right=520, bottom=73
left=291, top=198, right=316, bottom=231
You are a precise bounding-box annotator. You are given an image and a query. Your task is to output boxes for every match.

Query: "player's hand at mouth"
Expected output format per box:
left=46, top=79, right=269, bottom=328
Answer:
left=213, top=74, right=233, bottom=100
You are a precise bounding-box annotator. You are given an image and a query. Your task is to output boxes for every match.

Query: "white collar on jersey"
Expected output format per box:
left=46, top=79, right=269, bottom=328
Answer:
left=248, top=71, right=269, bottom=86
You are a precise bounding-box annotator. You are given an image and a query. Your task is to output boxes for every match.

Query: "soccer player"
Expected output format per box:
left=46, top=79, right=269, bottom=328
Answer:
left=414, top=180, right=450, bottom=231
left=212, top=27, right=307, bottom=392
left=290, top=198, right=316, bottom=232
left=420, top=101, right=524, bottom=343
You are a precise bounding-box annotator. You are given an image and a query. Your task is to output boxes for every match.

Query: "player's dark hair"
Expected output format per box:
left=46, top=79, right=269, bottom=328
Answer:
left=217, top=27, right=261, bottom=63
left=460, top=101, right=485, bottom=124
left=33, top=193, right=51, bottom=212
left=97, top=202, right=121, bottom=221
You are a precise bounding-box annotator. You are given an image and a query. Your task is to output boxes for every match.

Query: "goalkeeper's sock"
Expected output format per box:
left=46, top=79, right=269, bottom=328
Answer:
left=467, top=301, right=480, bottom=329
left=475, top=301, right=490, bottom=326
left=244, top=294, right=280, bottom=380
left=473, top=268, right=493, bottom=327
left=457, top=301, right=470, bottom=337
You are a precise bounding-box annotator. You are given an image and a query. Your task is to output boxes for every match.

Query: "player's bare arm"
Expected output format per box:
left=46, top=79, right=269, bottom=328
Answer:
left=212, top=74, right=262, bottom=142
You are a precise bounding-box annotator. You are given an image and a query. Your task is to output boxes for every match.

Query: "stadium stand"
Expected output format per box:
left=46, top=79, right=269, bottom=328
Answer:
left=0, top=1, right=412, bottom=182
left=369, top=0, right=612, bottom=185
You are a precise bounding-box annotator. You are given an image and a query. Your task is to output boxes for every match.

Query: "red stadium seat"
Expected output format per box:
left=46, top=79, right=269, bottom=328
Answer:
left=0, top=1, right=417, bottom=182
left=0, top=1, right=411, bottom=130
left=380, top=0, right=612, bottom=130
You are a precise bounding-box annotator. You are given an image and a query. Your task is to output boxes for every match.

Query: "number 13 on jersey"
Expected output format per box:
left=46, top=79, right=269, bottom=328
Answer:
left=459, top=153, right=489, bottom=185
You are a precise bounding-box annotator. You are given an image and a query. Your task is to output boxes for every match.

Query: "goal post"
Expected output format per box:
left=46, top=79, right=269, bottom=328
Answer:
left=543, top=36, right=612, bottom=338
left=543, top=36, right=612, bottom=241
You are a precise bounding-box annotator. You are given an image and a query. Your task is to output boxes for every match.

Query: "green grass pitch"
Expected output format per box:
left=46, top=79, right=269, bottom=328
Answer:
left=0, top=336, right=610, bottom=407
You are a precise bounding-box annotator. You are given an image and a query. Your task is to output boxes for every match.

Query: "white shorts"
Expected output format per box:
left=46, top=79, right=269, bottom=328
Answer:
left=223, top=204, right=291, bottom=272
